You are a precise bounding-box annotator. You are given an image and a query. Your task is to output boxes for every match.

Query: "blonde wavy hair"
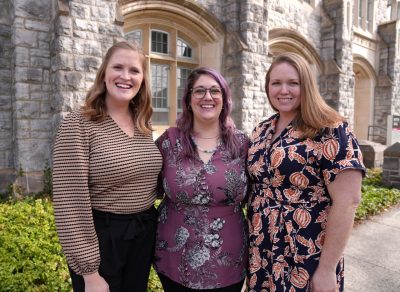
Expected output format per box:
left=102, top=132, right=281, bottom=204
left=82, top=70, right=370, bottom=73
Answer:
left=82, top=41, right=153, bottom=135
left=265, top=52, right=344, bottom=139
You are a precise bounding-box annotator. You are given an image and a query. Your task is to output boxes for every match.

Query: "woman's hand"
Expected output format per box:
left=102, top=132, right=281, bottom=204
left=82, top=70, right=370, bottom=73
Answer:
left=311, top=264, right=338, bottom=292
left=83, top=272, right=109, bottom=292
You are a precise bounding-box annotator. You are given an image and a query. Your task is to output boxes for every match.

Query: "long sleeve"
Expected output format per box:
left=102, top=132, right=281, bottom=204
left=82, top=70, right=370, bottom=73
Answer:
left=52, top=111, right=100, bottom=275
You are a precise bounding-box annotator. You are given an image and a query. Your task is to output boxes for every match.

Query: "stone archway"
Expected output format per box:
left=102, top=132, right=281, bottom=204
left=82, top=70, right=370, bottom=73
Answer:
left=353, top=56, right=376, bottom=140
left=268, top=28, right=324, bottom=76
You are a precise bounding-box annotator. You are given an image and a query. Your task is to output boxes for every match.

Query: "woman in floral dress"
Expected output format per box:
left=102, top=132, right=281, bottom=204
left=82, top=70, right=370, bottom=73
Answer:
left=247, top=52, right=365, bottom=292
left=154, top=67, right=249, bottom=291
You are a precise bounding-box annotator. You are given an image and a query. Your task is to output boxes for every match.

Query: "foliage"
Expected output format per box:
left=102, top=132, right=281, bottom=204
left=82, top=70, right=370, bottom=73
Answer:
left=0, top=197, right=71, bottom=291
left=147, top=268, right=163, bottom=292
left=355, top=168, right=400, bottom=221
left=1, top=168, right=399, bottom=290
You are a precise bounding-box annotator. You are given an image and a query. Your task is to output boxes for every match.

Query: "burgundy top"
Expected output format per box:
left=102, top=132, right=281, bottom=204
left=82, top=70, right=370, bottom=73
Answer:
left=154, top=127, right=249, bottom=289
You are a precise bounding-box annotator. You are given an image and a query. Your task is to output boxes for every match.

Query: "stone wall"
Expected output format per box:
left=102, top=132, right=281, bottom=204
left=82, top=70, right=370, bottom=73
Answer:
left=375, top=19, right=399, bottom=144
left=0, top=0, right=124, bottom=192
left=0, top=0, right=13, bottom=187
left=1, top=0, right=399, bottom=193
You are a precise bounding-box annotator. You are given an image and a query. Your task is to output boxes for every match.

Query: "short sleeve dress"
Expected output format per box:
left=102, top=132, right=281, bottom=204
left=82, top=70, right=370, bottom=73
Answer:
left=247, top=114, right=365, bottom=292
left=154, top=127, right=249, bottom=289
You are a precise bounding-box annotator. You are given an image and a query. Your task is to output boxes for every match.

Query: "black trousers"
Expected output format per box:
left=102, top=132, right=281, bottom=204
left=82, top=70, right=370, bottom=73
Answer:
left=68, top=207, right=158, bottom=292
left=158, top=273, right=244, bottom=292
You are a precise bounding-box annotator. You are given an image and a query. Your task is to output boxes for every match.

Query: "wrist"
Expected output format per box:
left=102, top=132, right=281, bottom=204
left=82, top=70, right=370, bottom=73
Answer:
left=83, top=271, right=100, bottom=281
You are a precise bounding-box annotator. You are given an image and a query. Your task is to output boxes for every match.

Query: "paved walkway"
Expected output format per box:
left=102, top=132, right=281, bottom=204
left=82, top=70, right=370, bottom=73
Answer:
left=344, top=204, right=400, bottom=291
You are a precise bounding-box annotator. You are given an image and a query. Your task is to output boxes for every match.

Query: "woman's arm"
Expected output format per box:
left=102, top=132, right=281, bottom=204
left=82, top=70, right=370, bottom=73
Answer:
left=311, top=169, right=362, bottom=292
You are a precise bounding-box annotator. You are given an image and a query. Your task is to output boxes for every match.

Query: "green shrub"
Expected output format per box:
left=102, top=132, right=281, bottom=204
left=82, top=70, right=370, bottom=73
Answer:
left=1, top=168, right=399, bottom=290
left=355, top=168, right=400, bottom=221
left=0, top=197, right=71, bottom=291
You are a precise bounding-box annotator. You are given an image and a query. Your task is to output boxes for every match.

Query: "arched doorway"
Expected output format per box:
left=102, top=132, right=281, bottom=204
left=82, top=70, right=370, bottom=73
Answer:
left=353, top=57, right=375, bottom=140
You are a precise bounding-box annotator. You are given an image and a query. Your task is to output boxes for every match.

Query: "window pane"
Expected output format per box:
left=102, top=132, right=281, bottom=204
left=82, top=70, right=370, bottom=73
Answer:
left=177, top=39, right=193, bottom=58
left=151, top=64, right=169, bottom=124
left=177, top=67, right=192, bottom=112
left=367, top=0, right=373, bottom=31
left=125, top=30, right=142, bottom=46
left=151, top=30, right=168, bottom=54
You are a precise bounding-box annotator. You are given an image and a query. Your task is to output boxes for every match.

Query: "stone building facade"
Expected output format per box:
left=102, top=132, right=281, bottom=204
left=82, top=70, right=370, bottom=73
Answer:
left=0, top=0, right=399, bottom=192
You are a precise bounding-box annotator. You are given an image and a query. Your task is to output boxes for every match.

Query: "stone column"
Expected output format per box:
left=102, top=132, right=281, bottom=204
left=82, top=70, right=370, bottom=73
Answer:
left=10, top=0, right=53, bottom=192
left=374, top=20, right=400, bottom=144
left=320, top=0, right=355, bottom=125
left=222, top=0, right=269, bottom=133
left=0, top=0, right=13, bottom=190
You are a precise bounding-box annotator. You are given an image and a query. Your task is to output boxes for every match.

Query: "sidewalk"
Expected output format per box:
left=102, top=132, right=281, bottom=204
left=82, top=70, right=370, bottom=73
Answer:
left=344, top=204, right=400, bottom=291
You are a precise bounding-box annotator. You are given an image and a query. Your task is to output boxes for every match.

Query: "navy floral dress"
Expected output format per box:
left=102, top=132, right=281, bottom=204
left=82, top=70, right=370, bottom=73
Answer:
left=247, top=114, right=365, bottom=292
left=154, top=127, right=249, bottom=289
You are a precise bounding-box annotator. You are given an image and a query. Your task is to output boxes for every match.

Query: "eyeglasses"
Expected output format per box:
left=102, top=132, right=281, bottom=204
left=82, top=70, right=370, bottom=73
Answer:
left=191, top=87, right=223, bottom=99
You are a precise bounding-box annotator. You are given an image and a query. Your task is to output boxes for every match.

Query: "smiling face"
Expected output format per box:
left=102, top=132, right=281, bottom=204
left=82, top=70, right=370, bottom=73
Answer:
left=267, top=62, right=301, bottom=120
left=190, top=74, right=223, bottom=127
left=104, top=48, right=144, bottom=108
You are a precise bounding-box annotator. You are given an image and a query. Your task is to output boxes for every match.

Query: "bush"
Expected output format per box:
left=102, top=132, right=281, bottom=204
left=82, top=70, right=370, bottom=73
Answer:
left=0, top=197, right=71, bottom=291
left=355, top=168, right=400, bottom=221
left=0, top=196, right=163, bottom=291
left=1, top=168, right=399, bottom=290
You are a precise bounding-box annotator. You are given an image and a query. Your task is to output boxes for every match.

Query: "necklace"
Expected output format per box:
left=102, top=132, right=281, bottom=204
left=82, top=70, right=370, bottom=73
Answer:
left=191, top=136, right=221, bottom=154
left=192, top=133, right=220, bottom=139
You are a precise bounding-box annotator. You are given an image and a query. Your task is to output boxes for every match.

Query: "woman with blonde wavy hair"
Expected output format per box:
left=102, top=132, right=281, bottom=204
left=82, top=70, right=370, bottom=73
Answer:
left=247, top=52, right=365, bottom=292
left=53, top=40, right=162, bottom=292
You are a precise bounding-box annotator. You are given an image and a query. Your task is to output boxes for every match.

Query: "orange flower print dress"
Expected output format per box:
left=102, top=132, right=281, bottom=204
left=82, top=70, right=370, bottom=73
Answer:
left=247, top=114, right=365, bottom=292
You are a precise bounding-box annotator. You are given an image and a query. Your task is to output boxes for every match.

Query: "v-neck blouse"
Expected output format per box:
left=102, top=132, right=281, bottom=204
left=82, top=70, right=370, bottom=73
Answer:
left=154, top=127, right=249, bottom=289
left=52, top=110, right=162, bottom=275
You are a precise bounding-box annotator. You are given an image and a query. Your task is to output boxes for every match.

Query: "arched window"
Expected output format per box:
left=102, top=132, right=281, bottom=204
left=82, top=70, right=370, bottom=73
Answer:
left=121, top=1, right=224, bottom=134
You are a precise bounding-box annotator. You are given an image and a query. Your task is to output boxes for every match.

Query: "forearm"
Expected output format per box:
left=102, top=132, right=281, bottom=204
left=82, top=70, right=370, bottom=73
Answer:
left=318, top=201, right=358, bottom=271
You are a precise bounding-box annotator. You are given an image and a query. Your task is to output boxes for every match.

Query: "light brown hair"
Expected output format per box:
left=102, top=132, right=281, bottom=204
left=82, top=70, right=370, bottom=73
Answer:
left=265, top=52, right=344, bottom=139
left=82, top=41, right=153, bottom=135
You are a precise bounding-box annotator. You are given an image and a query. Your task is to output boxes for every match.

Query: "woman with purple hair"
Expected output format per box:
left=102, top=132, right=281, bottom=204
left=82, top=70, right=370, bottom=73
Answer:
left=153, top=67, right=249, bottom=291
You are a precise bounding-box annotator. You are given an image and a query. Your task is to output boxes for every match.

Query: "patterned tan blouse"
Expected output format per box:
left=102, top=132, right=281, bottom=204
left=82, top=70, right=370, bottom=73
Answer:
left=52, top=110, right=162, bottom=275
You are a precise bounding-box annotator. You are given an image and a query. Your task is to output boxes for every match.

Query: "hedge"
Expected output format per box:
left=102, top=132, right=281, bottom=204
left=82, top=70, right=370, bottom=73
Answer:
left=0, top=168, right=399, bottom=291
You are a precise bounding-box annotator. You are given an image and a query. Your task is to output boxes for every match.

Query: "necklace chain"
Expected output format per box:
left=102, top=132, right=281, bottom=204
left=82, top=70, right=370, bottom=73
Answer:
left=191, top=135, right=221, bottom=153
left=192, top=134, right=220, bottom=140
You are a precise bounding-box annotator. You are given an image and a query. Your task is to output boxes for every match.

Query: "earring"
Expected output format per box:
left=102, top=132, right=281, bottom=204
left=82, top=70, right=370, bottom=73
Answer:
left=188, top=105, right=192, bottom=111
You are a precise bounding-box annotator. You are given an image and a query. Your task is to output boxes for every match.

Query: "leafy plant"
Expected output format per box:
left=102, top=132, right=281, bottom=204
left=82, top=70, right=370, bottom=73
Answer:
left=355, top=168, right=400, bottom=221
left=0, top=197, right=71, bottom=291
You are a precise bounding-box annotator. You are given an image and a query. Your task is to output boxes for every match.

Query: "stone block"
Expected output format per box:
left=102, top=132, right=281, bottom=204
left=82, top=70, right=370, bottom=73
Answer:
left=15, top=100, right=40, bottom=118
left=358, top=140, right=385, bottom=168
left=31, top=56, right=50, bottom=68
left=383, top=157, right=399, bottom=170
left=14, top=0, right=50, bottom=19
left=25, top=19, right=50, bottom=32
left=71, top=3, right=90, bottom=18
left=16, top=139, right=51, bottom=170
left=15, top=67, right=43, bottom=83
left=384, top=142, right=400, bottom=157
left=14, top=82, right=30, bottom=99
left=0, top=169, right=15, bottom=192
left=14, top=28, right=38, bottom=47
left=0, top=95, right=11, bottom=110
left=75, top=56, right=101, bottom=72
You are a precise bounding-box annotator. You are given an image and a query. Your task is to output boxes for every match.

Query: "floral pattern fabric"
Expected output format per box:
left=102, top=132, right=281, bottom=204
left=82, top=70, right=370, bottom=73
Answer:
left=154, top=127, right=249, bottom=289
left=247, top=114, right=365, bottom=292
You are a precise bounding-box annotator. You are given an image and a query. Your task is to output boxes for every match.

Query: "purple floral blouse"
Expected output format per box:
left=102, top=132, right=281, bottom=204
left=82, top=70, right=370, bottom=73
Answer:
left=154, top=127, right=249, bottom=289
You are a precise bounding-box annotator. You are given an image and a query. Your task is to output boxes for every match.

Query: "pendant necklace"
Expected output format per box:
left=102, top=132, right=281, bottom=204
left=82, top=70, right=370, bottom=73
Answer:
left=191, top=135, right=221, bottom=153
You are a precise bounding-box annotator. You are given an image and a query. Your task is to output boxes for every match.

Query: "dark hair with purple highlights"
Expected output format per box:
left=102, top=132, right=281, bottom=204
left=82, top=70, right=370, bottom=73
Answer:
left=176, top=67, right=241, bottom=158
